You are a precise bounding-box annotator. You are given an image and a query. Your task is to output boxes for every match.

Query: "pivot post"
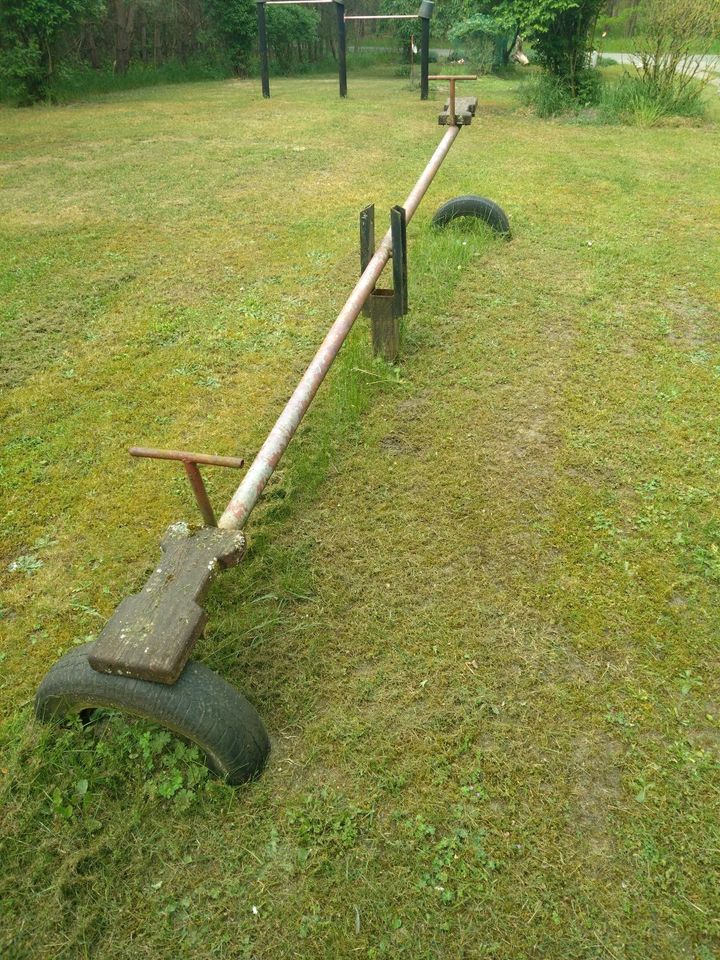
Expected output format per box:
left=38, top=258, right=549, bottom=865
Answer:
left=257, top=0, right=271, bottom=98
left=335, top=0, right=347, bottom=97
left=418, top=0, right=433, bottom=101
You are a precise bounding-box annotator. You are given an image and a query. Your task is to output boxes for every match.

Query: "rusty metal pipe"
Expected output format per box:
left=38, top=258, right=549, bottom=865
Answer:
left=218, top=124, right=461, bottom=531
left=129, top=447, right=244, bottom=469
left=183, top=462, right=217, bottom=527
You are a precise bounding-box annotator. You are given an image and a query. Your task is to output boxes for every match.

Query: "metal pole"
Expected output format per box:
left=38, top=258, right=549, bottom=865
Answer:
left=418, top=0, right=433, bottom=101
left=344, top=13, right=417, bottom=18
left=218, top=125, right=461, bottom=531
left=257, top=0, right=270, bottom=99
left=391, top=205, right=408, bottom=316
left=183, top=462, right=217, bottom=527
left=335, top=0, right=347, bottom=98
left=129, top=448, right=245, bottom=469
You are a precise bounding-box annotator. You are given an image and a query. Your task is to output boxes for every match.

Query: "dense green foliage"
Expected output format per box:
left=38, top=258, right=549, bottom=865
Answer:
left=0, top=0, right=380, bottom=103
left=448, top=0, right=716, bottom=104
left=265, top=5, right=321, bottom=72
left=203, top=0, right=258, bottom=75
left=447, top=14, right=517, bottom=73
left=436, top=0, right=603, bottom=96
left=0, top=0, right=103, bottom=103
left=482, top=0, right=605, bottom=94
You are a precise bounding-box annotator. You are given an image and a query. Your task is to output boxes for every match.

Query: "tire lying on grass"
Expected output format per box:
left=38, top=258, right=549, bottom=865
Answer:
left=34, top=642, right=269, bottom=785
left=432, top=195, right=511, bottom=237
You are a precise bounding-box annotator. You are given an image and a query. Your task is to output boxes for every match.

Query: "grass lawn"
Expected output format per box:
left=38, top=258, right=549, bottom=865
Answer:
left=1, top=71, right=719, bottom=959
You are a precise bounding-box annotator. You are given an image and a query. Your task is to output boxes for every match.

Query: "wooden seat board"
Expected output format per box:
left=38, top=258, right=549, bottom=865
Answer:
left=88, top=524, right=246, bottom=684
left=438, top=96, right=478, bottom=126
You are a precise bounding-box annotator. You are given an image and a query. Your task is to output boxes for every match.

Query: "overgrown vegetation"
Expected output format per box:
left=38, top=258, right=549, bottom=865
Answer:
left=518, top=0, right=719, bottom=124
left=457, top=0, right=605, bottom=96
left=597, top=0, right=720, bottom=55
left=520, top=65, right=715, bottom=125
left=1, top=70, right=719, bottom=958
left=515, top=0, right=605, bottom=94
left=0, top=0, right=104, bottom=104
left=598, top=73, right=708, bottom=125
left=458, top=0, right=719, bottom=121
left=520, top=68, right=600, bottom=116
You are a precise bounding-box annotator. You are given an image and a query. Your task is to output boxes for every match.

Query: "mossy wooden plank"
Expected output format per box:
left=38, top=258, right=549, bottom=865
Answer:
left=88, top=524, right=246, bottom=684
left=439, top=96, right=478, bottom=126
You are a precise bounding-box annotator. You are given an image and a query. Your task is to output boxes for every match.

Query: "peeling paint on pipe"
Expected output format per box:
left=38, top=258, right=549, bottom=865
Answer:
left=218, top=124, right=461, bottom=531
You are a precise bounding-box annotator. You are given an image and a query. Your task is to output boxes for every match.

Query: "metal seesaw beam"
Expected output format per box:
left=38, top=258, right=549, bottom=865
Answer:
left=84, top=79, right=473, bottom=686
left=218, top=123, right=462, bottom=531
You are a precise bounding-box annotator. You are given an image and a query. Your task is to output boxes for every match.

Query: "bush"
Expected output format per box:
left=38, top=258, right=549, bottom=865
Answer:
left=266, top=6, right=319, bottom=73
left=599, top=75, right=707, bottom=126
left=520, top=68, right=601, bottom=117
left=0, top=0, right=103, bottom=104
left=0, top=38, right=44, bottom=105
left=631, top=0, right=719, bottom=104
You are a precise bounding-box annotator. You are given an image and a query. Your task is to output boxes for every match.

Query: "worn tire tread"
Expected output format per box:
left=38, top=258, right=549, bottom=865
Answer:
left=35, top=643, right=269, bottom=785
left=432, top=195, right=511, bottom=236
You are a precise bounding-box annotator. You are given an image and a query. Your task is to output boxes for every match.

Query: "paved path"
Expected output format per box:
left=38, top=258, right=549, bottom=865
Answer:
left=595, top=51, right=720, bottom=91
left=596, top=52, right=718, bottom=70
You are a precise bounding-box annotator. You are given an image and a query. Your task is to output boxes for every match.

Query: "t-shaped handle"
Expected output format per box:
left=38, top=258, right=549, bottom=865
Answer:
left=428, top=74, right=478, bottom=127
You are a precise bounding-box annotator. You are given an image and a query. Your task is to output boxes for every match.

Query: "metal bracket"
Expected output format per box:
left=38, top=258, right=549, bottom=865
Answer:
left=358, top=204, right=407, bottom=362
left=358, top=203, right=408, bottom=319
left=360, top=204, right=375, bottom=318
left=391, top=205, right=408, bottom=317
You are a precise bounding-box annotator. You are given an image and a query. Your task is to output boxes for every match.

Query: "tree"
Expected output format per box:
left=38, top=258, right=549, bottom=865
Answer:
left=479, top=0, right=605, bottom=95
left=0, top=0, right=104, bottom=102
left=265, top=6, right=320, bottom=71
left=448, top=13, right=518, bottom=72
left=202, top=0, right=256, bottom=75
left=113, top=0, right=137, bottom=74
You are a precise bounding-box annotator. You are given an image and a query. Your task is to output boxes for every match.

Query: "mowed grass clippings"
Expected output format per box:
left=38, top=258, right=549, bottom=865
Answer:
left=1, top=73, right=719, bottom=959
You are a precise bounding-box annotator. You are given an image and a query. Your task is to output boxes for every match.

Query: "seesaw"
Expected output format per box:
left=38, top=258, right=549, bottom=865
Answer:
left=35, top=79, right=510, bottom=784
